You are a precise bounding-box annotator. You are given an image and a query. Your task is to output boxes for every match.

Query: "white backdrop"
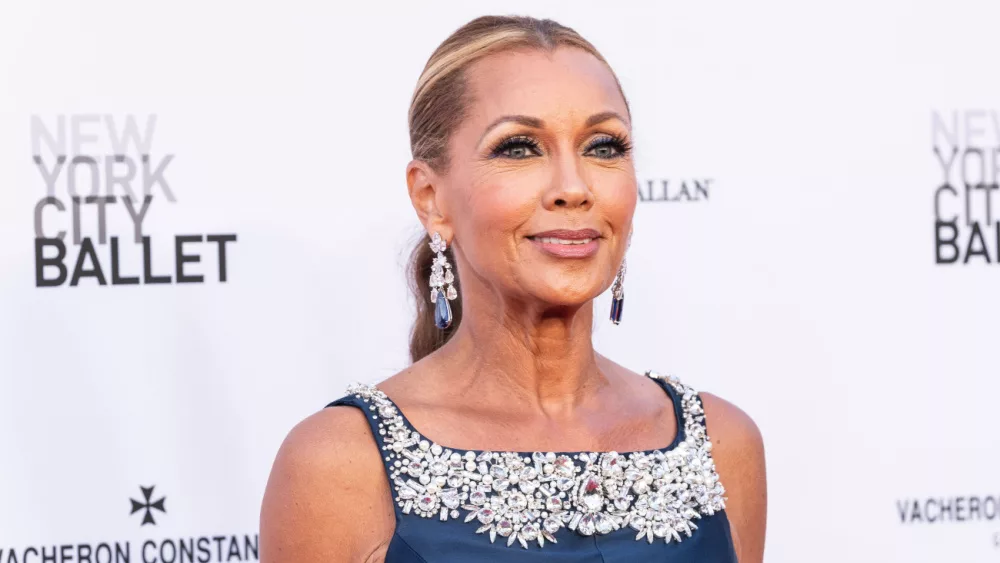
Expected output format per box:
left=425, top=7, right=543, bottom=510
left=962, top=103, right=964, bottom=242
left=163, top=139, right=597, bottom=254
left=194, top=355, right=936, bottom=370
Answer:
left=1, top=1, right=998, bottom=562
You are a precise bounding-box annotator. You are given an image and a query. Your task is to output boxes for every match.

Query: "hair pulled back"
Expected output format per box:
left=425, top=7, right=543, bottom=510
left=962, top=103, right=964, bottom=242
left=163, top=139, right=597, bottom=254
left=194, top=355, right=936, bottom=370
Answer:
left=406, top=15, right=627, bottom=363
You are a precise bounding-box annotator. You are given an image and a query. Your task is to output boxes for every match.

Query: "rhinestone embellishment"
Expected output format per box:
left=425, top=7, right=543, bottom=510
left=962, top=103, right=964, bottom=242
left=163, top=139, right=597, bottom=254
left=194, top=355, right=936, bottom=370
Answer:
left=344, top=371, right=726, bottom=549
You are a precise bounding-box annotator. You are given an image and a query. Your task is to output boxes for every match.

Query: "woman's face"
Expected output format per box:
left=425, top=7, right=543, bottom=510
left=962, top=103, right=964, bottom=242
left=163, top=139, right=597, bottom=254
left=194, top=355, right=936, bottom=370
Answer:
left=424, top=46, right=637, bottom=310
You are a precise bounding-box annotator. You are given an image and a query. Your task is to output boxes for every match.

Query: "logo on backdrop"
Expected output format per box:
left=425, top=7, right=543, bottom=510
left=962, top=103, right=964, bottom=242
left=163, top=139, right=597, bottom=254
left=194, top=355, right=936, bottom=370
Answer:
left=897, top=494, right=1000, bottom=549
left=932, top=110, right=1000, bottom=265
left=130, top=486, right=167, bottom=526
left=638, top=178, right=712, bottom=203
left=0, top=484, right=258, bottom=562
left=30, top=114, right=238, bottom=287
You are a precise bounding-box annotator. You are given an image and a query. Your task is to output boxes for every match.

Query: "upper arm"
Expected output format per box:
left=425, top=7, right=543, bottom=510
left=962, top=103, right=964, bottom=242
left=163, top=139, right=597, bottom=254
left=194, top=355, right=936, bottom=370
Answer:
left=260, top=405, right=395, bottom=563
left=700, top=392, right=767, bottom=563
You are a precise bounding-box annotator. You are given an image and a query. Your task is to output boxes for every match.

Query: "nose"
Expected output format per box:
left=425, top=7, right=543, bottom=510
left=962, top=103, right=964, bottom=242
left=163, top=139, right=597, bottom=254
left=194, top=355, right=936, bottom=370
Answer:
left=543, top=154, right=595, bottom=210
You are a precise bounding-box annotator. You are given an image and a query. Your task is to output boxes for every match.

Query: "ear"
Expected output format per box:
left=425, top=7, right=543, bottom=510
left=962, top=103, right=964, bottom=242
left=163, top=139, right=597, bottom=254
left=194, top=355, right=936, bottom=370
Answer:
left=406, top=159, right=452, bottom=239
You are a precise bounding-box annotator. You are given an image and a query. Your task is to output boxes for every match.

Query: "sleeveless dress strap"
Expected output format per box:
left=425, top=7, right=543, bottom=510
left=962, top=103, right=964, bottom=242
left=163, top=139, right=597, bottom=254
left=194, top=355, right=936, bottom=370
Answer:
left=326, top=388, right=413, bottom=526
left=325, top=390, right=392, bottom=453
left=324, top=392, right=405, bottom=514
left=643, top=369, right=689, bottom=448
left=645, top=369, right=712, bottom=449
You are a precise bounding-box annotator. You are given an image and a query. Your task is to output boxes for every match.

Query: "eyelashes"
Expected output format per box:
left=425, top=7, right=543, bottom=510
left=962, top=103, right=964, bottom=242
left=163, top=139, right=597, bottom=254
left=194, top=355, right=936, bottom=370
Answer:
left=584, top=133, right=633, bottom=159
left=490, top=135, right=541, bottom=160
left=488, top=133, right=633, bottom=160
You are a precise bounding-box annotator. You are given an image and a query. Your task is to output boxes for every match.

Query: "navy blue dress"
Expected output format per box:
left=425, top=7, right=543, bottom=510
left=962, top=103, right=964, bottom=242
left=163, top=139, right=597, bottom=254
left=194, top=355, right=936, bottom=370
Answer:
left=326, top=370, right=738, bottom=562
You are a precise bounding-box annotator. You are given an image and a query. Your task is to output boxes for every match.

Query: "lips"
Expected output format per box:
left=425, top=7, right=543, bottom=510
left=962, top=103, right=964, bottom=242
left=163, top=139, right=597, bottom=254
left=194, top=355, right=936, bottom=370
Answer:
left=532, top=236, right=595, bottom=245
left=527, top=229, right=601, bottom=244
left=527, top=229, right=602, bottom=258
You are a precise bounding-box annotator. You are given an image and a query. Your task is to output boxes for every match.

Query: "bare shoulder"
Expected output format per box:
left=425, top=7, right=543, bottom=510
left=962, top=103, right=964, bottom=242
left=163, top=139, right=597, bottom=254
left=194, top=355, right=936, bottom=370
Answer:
left=260, top=405, right=395, bottom=563
left=699, top=392, right=765, bottom=458
left=699, top=392, right=767, bottom=563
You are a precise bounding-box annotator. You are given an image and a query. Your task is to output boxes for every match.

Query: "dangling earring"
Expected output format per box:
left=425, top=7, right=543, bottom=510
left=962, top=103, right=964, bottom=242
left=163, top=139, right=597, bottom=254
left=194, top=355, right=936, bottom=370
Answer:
left=610, top=256, right=626, bottom=325
left=610, top=231, right=632, bottom=325
left=429, top=232, right=458, bottom=329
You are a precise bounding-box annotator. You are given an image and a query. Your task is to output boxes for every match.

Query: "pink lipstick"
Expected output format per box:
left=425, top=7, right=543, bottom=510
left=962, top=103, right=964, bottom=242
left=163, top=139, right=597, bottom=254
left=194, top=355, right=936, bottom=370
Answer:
left=527, top=229, right=601, bottom=258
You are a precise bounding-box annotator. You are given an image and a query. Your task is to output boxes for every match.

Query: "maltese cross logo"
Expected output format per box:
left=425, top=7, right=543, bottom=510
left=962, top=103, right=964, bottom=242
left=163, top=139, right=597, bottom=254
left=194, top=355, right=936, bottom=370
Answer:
left=130, top=485, right=166, bottom=526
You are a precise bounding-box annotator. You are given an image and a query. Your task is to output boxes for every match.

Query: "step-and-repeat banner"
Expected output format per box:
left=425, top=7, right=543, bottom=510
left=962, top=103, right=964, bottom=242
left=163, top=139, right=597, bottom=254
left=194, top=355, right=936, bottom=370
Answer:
left=1, top=2, right=997, bottom=561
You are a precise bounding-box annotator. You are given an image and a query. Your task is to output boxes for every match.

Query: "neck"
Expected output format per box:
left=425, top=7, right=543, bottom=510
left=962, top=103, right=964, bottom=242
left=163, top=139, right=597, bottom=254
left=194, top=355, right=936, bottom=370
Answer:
left=435, top=294, right=610, bottom=410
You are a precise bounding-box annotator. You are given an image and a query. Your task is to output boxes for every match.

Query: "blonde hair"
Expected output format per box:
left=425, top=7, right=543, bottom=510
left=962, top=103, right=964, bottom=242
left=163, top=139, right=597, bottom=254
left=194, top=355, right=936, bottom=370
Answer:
left=407, top=15, right=630, bottom=362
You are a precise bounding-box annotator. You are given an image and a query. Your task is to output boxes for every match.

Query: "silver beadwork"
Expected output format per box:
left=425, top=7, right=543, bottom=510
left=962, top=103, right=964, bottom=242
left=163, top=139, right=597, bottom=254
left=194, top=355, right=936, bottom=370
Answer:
left=344, top=371, right=727, bottom=549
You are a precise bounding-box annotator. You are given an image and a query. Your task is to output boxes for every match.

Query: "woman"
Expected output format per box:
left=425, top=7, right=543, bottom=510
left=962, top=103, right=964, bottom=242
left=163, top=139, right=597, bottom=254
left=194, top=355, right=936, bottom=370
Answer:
left=261, top=15, right=766, bottom=563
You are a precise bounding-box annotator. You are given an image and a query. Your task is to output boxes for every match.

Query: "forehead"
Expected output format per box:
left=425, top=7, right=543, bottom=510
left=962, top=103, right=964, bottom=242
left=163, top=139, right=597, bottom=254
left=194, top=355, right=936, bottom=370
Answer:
left=463, top=46, right=629, bottom=128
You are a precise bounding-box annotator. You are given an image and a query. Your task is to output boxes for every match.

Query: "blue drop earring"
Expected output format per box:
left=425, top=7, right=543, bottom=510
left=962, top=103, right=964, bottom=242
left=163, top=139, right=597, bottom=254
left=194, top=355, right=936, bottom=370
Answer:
left=429, top=232, right=458, bottom=329
left=610, top=256, right=626, bottom=325
left=610, top=231, right=632, bottom=325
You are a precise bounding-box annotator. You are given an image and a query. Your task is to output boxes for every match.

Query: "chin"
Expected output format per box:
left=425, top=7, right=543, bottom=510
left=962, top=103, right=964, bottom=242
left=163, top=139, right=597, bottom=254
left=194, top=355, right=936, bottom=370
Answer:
left=517, top=272, right=607, bottom=308
left=535, top=287, right=602, bottom=309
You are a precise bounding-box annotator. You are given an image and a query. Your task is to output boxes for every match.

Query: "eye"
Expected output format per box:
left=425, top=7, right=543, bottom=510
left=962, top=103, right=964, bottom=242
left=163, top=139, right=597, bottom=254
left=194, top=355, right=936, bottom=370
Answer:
left=490, top=135, right=542, bottom=160
left=584, top=134, right=632, bottom=159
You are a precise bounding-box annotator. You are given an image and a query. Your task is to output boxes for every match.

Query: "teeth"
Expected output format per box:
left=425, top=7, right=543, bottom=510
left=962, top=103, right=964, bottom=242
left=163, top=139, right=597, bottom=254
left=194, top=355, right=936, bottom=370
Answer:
left=535, top=237, right=593, bottom=245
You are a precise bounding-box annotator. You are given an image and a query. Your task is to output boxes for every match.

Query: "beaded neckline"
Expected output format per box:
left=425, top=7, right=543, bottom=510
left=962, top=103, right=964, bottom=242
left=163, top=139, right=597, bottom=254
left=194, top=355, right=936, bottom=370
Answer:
left=341, top=370, right=727, bottom=549
left=361, top=370, right=687, bottom=458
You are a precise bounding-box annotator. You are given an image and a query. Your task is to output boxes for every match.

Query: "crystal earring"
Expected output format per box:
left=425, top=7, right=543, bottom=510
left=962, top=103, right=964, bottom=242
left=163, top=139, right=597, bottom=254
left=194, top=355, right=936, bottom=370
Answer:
left=429, top=232, right=458, bottom=329
left=610, top=231, right=632, bottom=325
left=610, top=255, right=626, bottom=325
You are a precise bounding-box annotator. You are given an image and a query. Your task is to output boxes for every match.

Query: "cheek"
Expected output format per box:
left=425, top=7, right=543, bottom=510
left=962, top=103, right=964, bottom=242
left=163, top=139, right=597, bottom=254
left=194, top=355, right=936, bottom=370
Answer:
left=463, top=167, right=543, bottom=237
left=595, top=168, right=638, bottom=224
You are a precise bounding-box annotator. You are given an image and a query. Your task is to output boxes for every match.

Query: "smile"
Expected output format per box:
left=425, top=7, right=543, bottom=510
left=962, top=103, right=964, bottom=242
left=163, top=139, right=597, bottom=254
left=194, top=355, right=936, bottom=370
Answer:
left=530, top=237, right=595, bottom=245
left=526, top=229, right=602, bottom=258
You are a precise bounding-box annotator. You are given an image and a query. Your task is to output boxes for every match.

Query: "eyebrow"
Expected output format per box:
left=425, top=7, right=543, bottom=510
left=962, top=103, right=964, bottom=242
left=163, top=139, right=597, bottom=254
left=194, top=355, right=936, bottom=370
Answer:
left=478, top=115, right=543, bottom=145
left=584, top=111, right=629, bottom=128
left=477, top=111, right=630, bottom=145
